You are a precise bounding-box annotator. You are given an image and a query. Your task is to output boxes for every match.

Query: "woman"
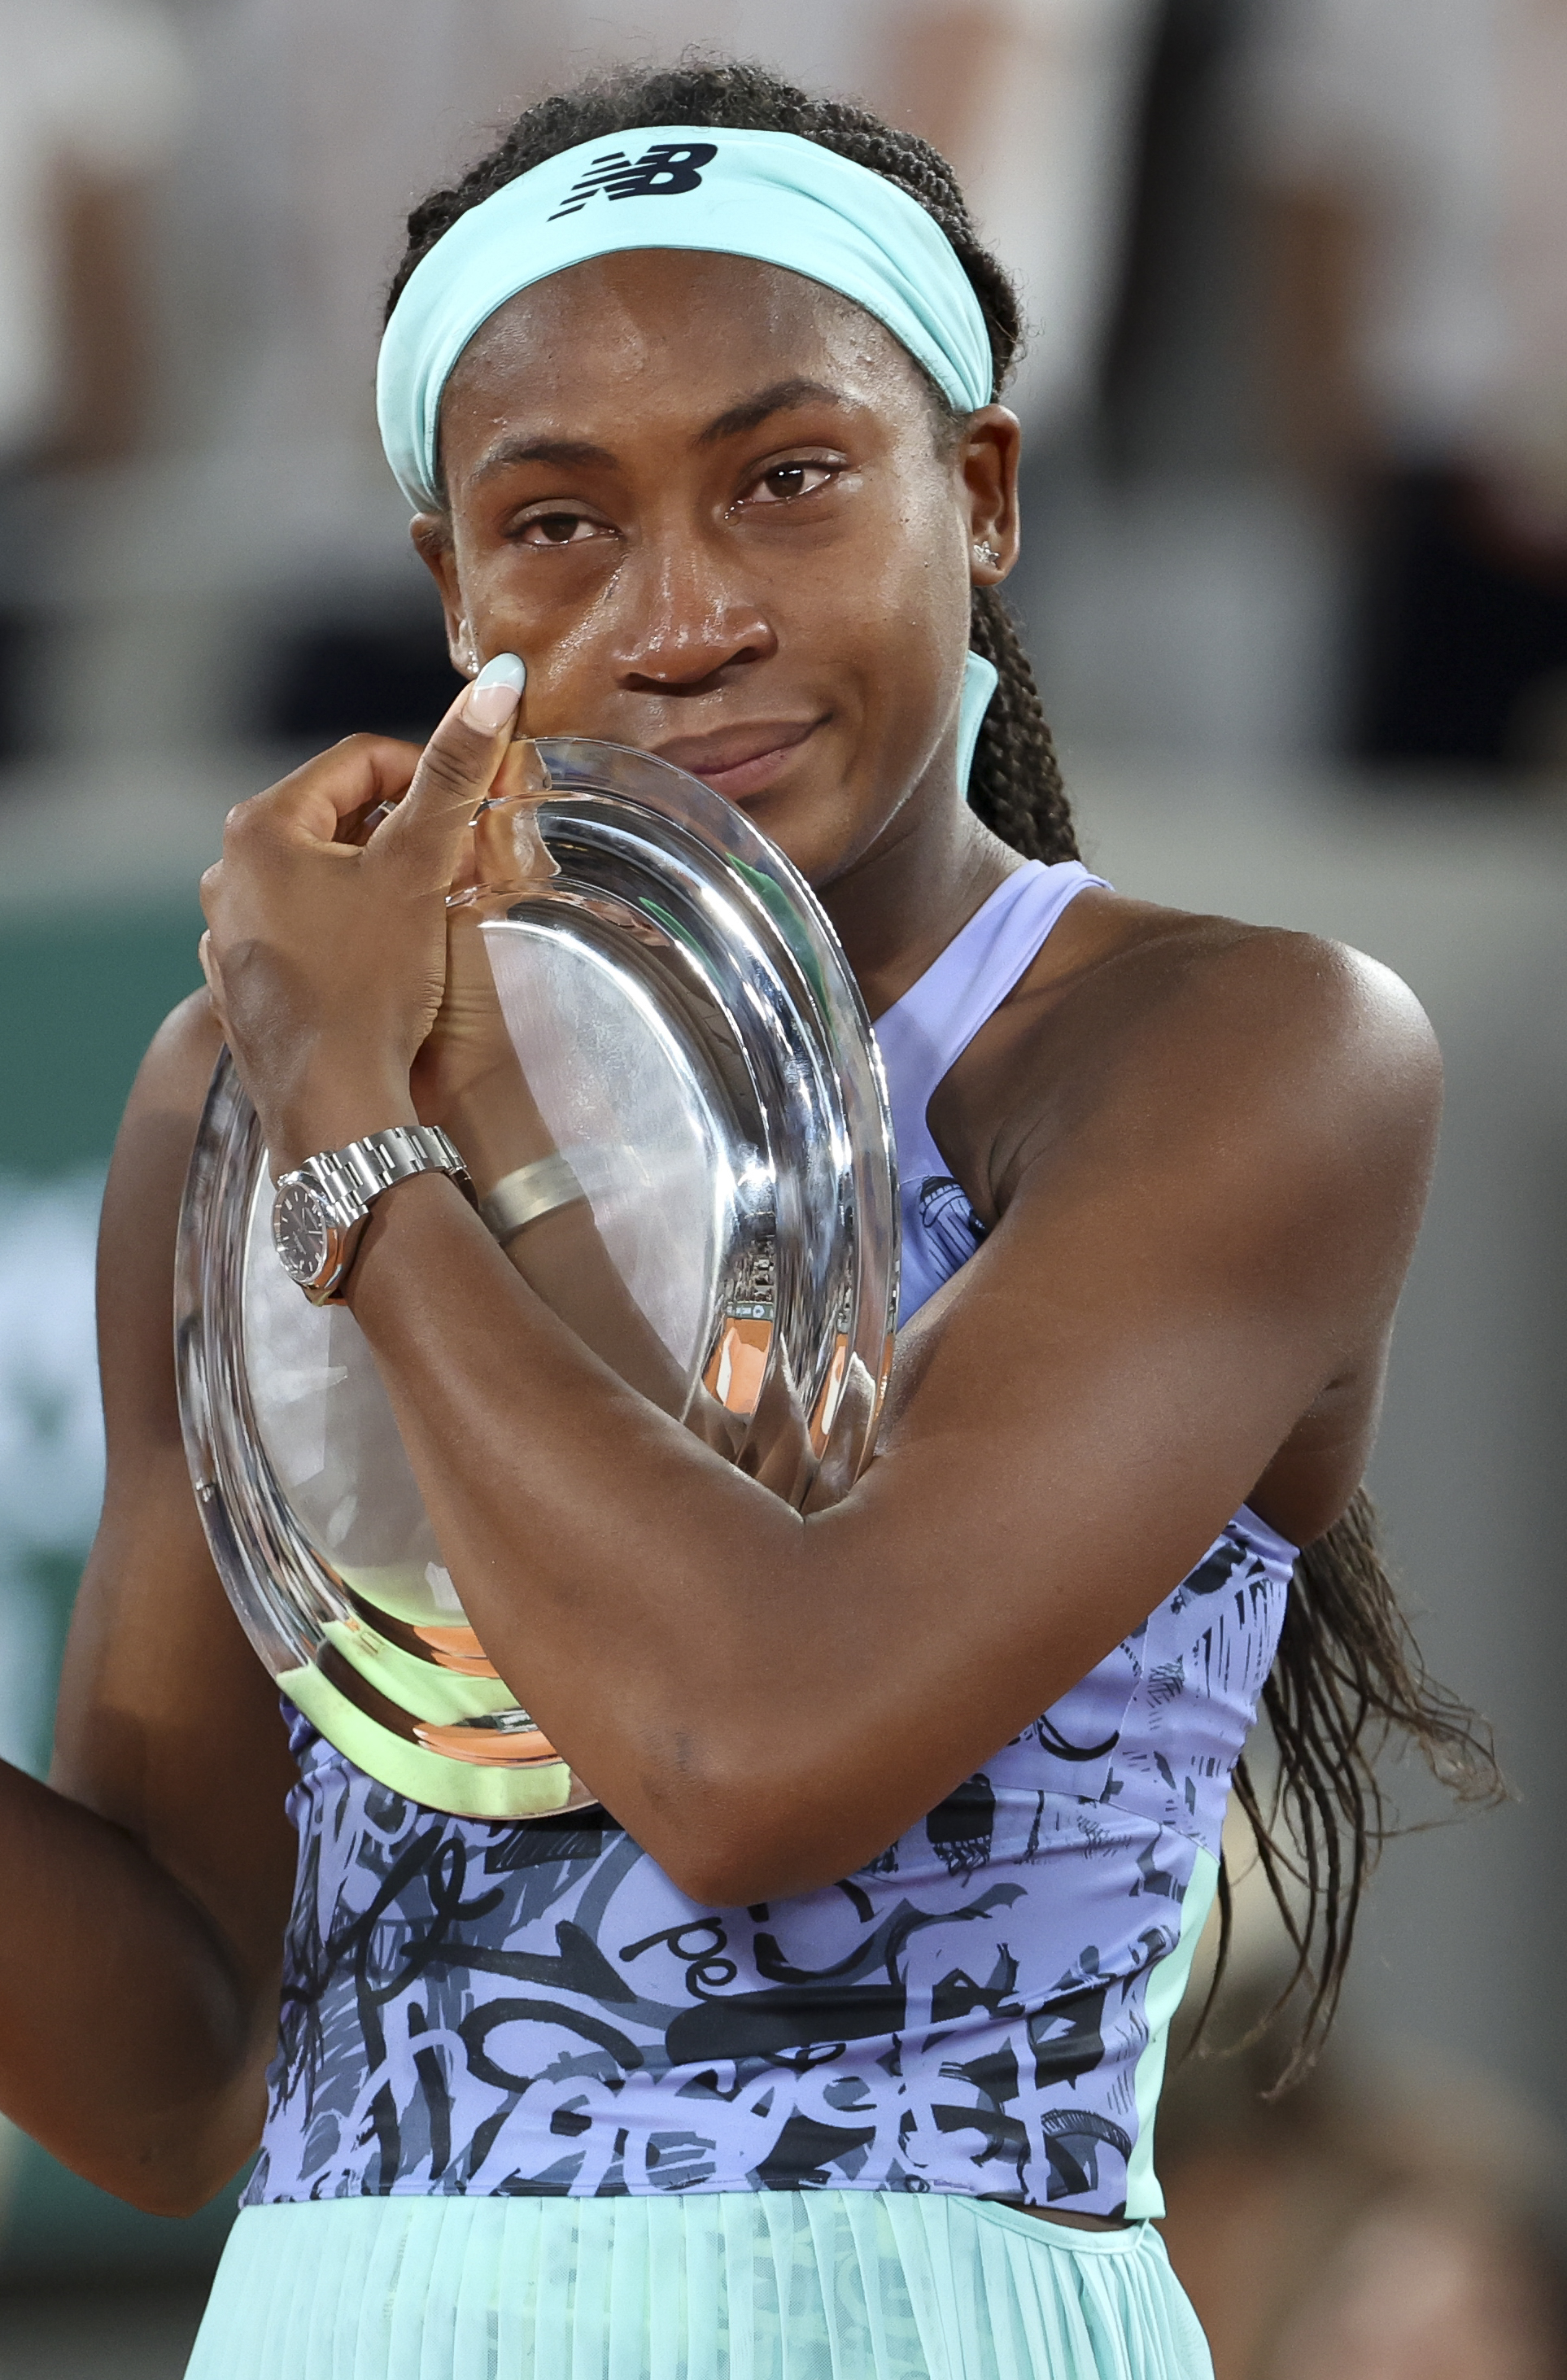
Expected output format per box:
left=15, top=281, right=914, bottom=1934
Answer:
left=0, top=60, right=1492, bottom=2380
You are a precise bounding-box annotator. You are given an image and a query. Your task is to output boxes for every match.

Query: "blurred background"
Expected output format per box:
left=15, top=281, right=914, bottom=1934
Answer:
left=0, top=0, right=1564, bottom=2372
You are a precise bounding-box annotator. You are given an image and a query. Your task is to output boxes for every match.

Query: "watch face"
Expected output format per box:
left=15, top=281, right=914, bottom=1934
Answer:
left=273, top=1178, right=330, bottom=1285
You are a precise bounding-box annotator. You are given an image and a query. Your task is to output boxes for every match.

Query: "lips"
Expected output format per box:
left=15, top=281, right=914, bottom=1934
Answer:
left=653, top=718, right=823, bottom=801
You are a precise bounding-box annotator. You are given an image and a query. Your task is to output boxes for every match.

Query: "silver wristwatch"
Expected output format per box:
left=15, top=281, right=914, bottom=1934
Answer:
left=271, top=1124, right=474, bottom=1305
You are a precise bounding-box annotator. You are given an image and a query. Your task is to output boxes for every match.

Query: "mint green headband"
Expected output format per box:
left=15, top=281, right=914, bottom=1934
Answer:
left=377, top=124, right=998, bottom=784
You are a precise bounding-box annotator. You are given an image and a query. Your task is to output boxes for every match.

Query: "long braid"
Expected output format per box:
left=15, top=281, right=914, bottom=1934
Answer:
left=1216, top=1487, right=1500, bottom=2085
left=967, top=584, right=1076, bottom=862
left=388, top=58, right=1499, bottom=2081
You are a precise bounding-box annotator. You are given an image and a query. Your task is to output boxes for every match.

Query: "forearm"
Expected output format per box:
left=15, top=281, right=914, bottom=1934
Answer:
left=0, top=1759, right=268, bottom=2212
left=200, top=708, right=1443, bottom=1910
left=343, top=1135, right=1325, bottom=1898
left=338, top=1173, right=1250, bottom=1900
left=346, top=1177, right=826, bottom=1834
left=417, top=1049, right=695, bottom=1412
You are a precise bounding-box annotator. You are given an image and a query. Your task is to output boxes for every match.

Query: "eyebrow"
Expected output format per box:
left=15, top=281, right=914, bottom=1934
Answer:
left=695, top=378, right=850, bottom=446
left=473, top=436, right=617, bottom=482
left=470, top=381, right=851, bottom=483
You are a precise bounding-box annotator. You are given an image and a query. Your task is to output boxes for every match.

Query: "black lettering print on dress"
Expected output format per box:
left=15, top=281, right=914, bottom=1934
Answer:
left=247, top=1518, right=1292, bottom=2215
left=926, top=1774, right=996, bottom=1876
left=1039, top=2108, right=1133, bottom=2203
left=916, top=1176, right=989, bottom=1273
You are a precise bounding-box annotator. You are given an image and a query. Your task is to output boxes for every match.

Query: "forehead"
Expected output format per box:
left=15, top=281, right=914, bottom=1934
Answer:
left=439, top=250, right=939, bottom=457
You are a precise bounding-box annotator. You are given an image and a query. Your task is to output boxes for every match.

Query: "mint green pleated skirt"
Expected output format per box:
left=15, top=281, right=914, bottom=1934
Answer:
left=183, top=2193, right=1212, bottom=2380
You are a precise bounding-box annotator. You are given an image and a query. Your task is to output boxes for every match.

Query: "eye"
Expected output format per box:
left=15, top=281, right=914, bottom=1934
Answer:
left=740, top=460, right=840, bottom=508
left=514, top=509, right=607, bottom=547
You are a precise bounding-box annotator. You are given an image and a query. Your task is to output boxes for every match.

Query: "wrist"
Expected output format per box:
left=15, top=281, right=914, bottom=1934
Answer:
left=271, top=1122, right=474, bottom=1305
left=264, top=1076, right=419, bottom=1177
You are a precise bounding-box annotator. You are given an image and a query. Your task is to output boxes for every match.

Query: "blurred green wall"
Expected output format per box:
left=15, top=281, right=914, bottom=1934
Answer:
left=0, top=903, right=203, bottom=1175
left=0, top=897, right=240, bottom=2281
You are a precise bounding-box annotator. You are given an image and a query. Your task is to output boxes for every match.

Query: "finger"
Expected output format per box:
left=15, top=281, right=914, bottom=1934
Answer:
left=346, top=796, right=403, bottom=847
left=197, top=929, right=232, bottom=1038
left=377, top=654, right=527, bottom=886
left=241, top=735, right=426, bottom=851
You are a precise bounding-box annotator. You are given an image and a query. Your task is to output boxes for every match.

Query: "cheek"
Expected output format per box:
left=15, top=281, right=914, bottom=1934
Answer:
left=452, top=536, right=539, bottom=635
left=450, top=544, right=607, bottom=718
left=842, top=529, right=971, bottom=758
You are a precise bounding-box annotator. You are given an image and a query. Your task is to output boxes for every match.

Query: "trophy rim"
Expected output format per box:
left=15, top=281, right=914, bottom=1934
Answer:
left=176, top=736, right=900, bottom=1821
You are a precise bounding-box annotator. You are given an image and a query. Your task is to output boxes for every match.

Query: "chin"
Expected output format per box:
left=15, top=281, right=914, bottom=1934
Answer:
left=727, top=780, right=833, bottom=882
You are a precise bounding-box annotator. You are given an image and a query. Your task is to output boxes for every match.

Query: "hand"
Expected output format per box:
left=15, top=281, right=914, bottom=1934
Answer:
left=199, top=658, right=527, bottom=1170
left=410, top=901, right=557, bottom=1192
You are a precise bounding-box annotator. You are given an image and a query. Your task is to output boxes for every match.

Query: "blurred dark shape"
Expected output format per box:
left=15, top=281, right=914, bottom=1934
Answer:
left=0, top=0, right=188, bottom=762
left=873, top=0, right=1159, bottom=438
left=0, top=612, right=37, bottom=760
left=1354, top=471, right=1567, bottom=768
left=0, top=2275, right=207, bottom=2378
left=0, top=2, right=183, bottom=472
left=1159, top=1976, right=1567, bottom=2378
left=1099, top=0, right=1259, bottom=478
left=1246, top=0, right=1567, bottom=777
left=256, top=614, right=460, bottom=748
left=1010, top=0, right=1354, bottom=774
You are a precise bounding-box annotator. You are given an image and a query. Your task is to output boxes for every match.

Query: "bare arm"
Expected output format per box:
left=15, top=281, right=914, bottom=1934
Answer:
left=0, top=994, right=298, bottom=2213
left=199, top=703, right=1443, bottom=1912
left=334, top=929, right=1436, bottom=1906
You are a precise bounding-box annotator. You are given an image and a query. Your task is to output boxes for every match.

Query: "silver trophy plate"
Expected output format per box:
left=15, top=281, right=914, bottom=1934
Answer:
left=176, top=738, right=899, bottom=1820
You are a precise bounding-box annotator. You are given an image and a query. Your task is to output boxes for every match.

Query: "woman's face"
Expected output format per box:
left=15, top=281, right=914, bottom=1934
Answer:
left=417, top=250, right=1019, bottom=891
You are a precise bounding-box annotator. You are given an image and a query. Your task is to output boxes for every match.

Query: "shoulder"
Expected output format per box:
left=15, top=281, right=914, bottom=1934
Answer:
left=103, top=981, right=224, bottom=1216
left=951, top=892, right=1442, bottom=1222
left=102, top=986, right=225, bottom=1203
left=97, top=990, right=224, bottom=1429
left=1083, top=897, right=1438, bottom=1101
left=133, top=985, right=225, bottom=1107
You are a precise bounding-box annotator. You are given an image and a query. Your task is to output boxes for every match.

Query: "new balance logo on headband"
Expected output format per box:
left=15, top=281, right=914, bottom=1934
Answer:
left=548, top=142, right=719, bottom=220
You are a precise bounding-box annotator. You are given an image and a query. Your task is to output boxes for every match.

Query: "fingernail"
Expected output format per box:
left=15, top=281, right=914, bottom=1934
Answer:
left=464, top=652, right=526, bottom=734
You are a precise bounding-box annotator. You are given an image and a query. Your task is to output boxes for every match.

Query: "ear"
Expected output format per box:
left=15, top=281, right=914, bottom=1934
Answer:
left=410, top=513, right=475, bottom=675
left=958, top=406, right=1022, bottom=587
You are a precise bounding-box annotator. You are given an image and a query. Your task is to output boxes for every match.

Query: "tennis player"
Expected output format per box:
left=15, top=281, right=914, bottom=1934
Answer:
left=0, top=61, right=1493, bottom=2380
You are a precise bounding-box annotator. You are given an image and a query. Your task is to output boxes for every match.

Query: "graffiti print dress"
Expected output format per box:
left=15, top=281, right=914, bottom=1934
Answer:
left=245, top=859, right=1295, bottom=2222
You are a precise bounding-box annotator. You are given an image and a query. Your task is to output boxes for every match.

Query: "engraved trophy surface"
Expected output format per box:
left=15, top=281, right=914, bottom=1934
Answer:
left=177, top=738, right=899, bottom=1821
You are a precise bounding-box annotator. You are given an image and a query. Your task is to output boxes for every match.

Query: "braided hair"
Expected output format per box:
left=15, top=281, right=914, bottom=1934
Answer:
left=389, top=58, right=1500, bottom=2079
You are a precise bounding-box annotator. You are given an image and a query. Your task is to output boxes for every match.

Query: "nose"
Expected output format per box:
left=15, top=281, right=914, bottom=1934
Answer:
left=609, top=535, right=776, bottom=694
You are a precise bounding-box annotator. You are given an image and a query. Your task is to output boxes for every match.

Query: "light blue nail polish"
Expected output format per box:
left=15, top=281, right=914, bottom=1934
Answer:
left=472, top=653, right=526, bottom=692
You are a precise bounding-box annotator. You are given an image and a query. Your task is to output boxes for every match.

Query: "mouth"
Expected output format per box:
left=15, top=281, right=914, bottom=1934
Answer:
left=652, top=717, right=823, bottom=801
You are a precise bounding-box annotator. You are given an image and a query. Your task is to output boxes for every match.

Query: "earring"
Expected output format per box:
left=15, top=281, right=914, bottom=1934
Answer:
left=974, top=540, right=1002, bottom=570
left=456, top=623, right=480, bottom=676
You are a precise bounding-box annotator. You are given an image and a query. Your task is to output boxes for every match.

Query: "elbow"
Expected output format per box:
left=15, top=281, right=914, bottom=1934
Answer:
left=134, top=2118, right=259, bottom=2218
left=35, top=2133, right=251, bottom=2223
left=611, top=1685, right=896, bottom=1906
left=658, top=1843, right=777, bottom=1912
left=640, top=1762, right=868, bottom=1911
left=64, top=2088, right=264, bottom=2221
left=119, top=2160, right=242, bottom=2222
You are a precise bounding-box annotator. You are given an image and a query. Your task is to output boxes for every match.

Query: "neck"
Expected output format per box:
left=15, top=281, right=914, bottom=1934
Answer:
left=818, top=781, right=1021, bottom=1022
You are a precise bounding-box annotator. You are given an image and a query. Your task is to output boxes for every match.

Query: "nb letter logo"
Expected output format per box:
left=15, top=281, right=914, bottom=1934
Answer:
left=549, top=142, right=719, bottom=220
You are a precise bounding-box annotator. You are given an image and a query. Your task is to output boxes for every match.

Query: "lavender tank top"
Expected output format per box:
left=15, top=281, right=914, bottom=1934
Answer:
left=247, top=859, right=1294, bottom=2219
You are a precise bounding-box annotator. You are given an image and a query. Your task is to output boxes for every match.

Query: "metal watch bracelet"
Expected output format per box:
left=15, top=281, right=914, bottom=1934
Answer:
left=288, top=1124, right=476, bottom=1221
left=271, top=1123, right=478, bottom=1306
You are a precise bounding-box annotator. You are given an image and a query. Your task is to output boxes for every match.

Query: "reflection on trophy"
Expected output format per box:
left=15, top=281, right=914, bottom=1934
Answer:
left=175, top=728, right=899, bottom=1821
